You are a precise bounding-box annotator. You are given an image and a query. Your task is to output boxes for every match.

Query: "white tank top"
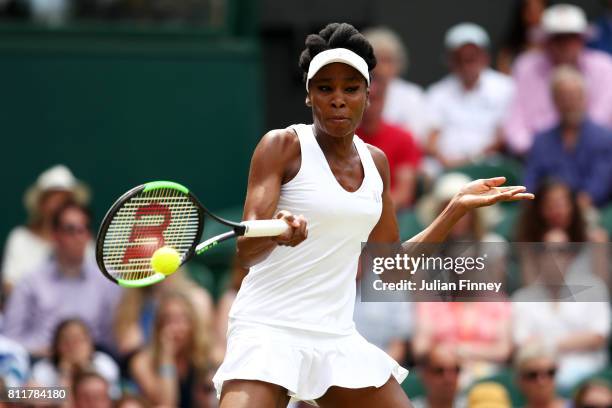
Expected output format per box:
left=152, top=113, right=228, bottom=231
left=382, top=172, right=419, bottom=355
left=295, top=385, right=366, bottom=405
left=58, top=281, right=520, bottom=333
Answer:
left=229, top=124, right=383, bottom=335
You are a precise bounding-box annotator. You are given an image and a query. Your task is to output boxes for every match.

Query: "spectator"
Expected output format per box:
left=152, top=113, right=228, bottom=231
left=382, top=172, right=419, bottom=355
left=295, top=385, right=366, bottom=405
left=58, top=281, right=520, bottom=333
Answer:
left=2, top=164, right=90, bottom=292
left=497, top=0, right=548, bottom=74
left=467, top=382, right=511, bottom=408
left=412, top=344, right=466, bottom=408
left=574, top=379, right=612, bottom=408
left=129, top=291, right=211, bottom=408
left=357, top=71, right=422, bottom=209
left=363, top=27, right=431, bottom=143
left=113, top=272, right=214, bottom=357
left=523, top=66, right=612, bottom=208
left=413, top=169, right=512, bottom=384
left=413, top=299, right=512, bottom=389
left=514, top=343, right=568, bottom=408
left=516, top=180, right=609, bottom=283
left=426, top=23, right=514, bottom=173
left=115, top=394, right=151, bottom=408
left=414, top=165, right=512, bottom=383
left=512, top=229, right=610, bottom=390
left=503, top=4, right=612, bottom=155
left=72, top=371, right=113, bottom=408
left=2, top=201, right=121, bottom=357
left=588, top=0, right=612, bottom=55
left=0, top=335, right=29, bottom=387
left=30, top=319, right=120, bottom=399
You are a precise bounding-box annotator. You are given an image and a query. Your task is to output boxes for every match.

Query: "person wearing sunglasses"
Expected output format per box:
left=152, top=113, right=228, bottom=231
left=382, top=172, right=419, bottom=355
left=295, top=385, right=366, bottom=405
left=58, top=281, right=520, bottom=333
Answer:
left=412, top=344, right=466, bottom=408
left=512, top=228, right=610, bottom=391
left=573, top=379, right=612, bottom=408
left=2, top=201, right=122, bottom=358
left=515, top=343, right=568, bottom=408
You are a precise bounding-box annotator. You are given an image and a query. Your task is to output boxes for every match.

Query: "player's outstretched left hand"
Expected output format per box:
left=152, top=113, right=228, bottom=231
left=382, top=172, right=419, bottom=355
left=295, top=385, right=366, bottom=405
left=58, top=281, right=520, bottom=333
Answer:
left=455, top=177, right=534, bottom=210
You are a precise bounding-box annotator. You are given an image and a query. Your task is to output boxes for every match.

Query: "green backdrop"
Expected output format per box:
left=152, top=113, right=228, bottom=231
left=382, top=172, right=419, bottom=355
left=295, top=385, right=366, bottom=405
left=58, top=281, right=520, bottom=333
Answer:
left=0, top=24, right=263, bottom=255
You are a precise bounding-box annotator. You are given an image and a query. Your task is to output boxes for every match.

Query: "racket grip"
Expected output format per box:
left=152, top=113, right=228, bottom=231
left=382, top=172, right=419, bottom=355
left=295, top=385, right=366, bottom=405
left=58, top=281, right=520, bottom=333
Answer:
left=241, top=219, right=289, bottom=237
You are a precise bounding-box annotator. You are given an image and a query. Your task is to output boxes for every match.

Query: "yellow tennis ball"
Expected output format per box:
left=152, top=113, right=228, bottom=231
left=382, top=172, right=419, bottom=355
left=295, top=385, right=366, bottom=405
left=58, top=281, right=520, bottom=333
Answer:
left=150, top=246, right=181, bottom=276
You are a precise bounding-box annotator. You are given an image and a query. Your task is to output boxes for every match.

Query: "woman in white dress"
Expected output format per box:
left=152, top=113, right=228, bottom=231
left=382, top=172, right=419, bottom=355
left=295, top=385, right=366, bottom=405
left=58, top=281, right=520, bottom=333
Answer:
left=213, top=22, right=533, bottom=408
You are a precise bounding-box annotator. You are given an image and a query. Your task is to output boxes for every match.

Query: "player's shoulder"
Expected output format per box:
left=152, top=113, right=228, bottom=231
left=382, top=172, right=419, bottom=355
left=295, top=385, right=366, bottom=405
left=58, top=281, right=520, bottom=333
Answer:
left=258, top=127, right=300, bottom=153
left=261, top=127, right=299, bottom=145
left=364, top=143, right=390, bottom=173
left=253, top=127, right=301, bottom=165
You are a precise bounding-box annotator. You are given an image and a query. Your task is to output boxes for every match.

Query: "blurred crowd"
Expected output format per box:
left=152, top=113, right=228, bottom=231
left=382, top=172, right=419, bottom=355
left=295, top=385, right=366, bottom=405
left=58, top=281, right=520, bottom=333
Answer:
left=2, top=1, right=612, bottom=407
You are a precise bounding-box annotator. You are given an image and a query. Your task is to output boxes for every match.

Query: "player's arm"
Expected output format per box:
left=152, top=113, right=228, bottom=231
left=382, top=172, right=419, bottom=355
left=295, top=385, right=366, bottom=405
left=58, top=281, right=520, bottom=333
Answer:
left=367, top=145, right=400, bottom=243
left=408, top=178, right=533, bottom=244
left=236, top=129, right=308, bottom=268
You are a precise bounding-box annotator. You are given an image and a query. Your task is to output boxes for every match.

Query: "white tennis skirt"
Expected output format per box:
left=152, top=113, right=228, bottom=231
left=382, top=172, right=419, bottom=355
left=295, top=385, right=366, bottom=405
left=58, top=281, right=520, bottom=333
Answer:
left=213, top=318, right=408, bottom=405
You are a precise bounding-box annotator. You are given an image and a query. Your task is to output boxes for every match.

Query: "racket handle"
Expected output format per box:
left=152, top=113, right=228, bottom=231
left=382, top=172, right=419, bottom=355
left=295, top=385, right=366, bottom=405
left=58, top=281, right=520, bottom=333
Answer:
left=241, top=219, right=289, bottom=237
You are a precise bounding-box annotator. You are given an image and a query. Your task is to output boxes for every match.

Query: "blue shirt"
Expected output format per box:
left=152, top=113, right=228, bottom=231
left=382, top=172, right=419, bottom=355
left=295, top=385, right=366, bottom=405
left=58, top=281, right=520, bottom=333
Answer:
left=2, top=256, right=122, bottom=354
left=589, top=15, right=612, bottom=56
left=524, top=119, right=612, bottom=207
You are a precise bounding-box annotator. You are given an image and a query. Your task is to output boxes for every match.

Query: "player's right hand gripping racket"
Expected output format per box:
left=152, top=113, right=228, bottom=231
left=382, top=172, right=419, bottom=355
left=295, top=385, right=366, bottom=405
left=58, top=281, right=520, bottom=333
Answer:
left=96, top=181, right=288, bottom=288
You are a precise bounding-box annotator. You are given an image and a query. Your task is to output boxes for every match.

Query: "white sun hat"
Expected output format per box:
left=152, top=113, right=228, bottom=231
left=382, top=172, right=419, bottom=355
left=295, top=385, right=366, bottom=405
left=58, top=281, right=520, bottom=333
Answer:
left=444, top=22, right=490, bottom=50
left=542, top=4, right=588, bottom=36
left=24, top=164, right=90, bottom=216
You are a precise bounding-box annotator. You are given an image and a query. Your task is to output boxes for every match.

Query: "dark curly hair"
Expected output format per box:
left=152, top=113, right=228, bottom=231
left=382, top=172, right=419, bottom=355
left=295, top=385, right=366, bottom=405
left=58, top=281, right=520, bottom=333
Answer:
left=516, top=179, right=586, bottom=242
left=299, top=23, right=377, bottom=84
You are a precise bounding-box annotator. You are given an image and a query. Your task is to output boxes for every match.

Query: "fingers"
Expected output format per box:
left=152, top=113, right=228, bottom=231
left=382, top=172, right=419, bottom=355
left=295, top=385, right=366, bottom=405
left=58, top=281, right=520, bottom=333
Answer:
left=274, top=211, right=308, bottom=247
left=483, top=177, right=506, bottom=187
left=506, top=193, right=535, bottom=201
left=496, top=186, right=526, bottom=193
left=493, top=190, right=534, bottom=203
left=502, top=186, right=526, bottom=198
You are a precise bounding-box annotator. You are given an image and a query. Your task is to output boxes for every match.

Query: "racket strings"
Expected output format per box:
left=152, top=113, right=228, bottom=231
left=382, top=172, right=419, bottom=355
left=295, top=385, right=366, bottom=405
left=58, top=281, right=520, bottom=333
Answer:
left=102, top=187, right=201, bottom=281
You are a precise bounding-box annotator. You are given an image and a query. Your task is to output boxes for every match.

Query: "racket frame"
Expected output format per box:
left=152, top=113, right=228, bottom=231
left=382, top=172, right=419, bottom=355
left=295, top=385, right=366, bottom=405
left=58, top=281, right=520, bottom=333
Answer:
left=96, top=181, right=245, bottom=287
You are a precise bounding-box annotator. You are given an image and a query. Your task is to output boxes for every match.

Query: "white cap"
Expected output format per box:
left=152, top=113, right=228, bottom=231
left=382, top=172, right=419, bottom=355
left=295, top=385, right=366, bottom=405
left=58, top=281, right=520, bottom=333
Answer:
left=444, top=23, right=490, bottom=50
left=542, top=4, right=588, bottom=36
left=305, top=48, right=370, bottom=91
left=24, top=164, right=90, bottom=216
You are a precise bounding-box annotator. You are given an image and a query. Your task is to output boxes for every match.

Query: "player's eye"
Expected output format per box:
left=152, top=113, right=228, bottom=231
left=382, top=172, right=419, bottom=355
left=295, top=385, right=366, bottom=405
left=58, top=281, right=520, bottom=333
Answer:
left=318, top=85, right=331, bottom=92
left=345, top=86, right=360, bottom=93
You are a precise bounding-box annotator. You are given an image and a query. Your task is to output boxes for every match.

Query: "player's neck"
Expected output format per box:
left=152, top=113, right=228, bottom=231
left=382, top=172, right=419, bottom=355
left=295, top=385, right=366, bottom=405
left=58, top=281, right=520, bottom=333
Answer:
left=314, top=127, right=355, bottom=159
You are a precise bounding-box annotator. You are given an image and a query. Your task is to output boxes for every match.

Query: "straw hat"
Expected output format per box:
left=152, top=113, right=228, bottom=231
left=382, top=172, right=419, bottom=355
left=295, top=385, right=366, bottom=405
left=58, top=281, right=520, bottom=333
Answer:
left=24, top=164, right=90, bottom=216
left=417, top=172, right=501, bottom=229
left=467, top=382, right=512, bottom=408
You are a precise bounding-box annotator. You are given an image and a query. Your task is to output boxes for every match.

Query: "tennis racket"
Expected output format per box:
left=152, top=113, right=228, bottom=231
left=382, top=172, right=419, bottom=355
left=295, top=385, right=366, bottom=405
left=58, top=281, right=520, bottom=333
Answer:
left=96, top=180, right=288, bottom=288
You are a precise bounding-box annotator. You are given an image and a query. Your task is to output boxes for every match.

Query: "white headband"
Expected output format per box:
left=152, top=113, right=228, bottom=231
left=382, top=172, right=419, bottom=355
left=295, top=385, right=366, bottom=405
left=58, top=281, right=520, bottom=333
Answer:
left=305, top=48, right=370, bottom=91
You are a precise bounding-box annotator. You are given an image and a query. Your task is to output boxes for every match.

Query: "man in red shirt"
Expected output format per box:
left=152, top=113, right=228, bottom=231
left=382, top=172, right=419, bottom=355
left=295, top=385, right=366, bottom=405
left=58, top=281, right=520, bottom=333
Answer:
left=358, top=73, right=422, bottom=209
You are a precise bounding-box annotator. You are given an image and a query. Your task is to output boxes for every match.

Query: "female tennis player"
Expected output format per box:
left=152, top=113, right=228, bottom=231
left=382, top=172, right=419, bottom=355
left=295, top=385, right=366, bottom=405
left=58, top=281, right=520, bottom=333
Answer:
left=213, top=23, right=533, bottom=408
